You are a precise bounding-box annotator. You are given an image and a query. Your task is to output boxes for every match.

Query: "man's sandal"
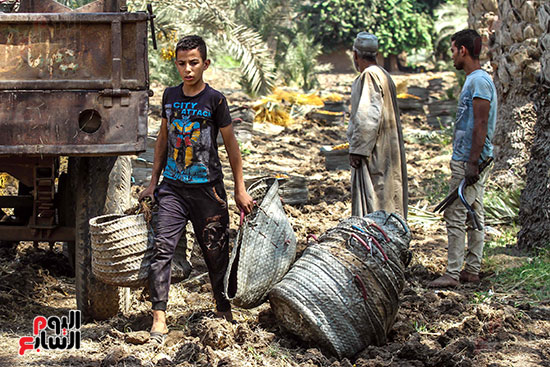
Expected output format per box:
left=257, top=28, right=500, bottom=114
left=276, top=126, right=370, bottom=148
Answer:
left=149, top=331, right=168, bottom=345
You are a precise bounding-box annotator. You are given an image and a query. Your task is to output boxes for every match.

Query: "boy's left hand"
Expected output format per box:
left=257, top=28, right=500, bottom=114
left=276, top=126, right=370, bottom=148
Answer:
left=235, top=190, right=254, bottom=215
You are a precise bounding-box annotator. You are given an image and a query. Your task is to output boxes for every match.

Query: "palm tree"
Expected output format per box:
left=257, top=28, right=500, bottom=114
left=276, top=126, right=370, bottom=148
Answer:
left=517, top=2, right=550, bottom=251
left=129, top=0, right=276, bottom=96
left=432, top=0, right=468, bottom=60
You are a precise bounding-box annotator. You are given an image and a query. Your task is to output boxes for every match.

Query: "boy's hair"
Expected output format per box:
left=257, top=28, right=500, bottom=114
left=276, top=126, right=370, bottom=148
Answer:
left=175, top=35, right=207, bottom=60
left=451, top=29, right=482, bottom=59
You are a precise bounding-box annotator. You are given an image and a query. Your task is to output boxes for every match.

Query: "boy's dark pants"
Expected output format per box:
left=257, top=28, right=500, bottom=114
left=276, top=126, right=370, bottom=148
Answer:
left=149, top=180, right=231, bottom=312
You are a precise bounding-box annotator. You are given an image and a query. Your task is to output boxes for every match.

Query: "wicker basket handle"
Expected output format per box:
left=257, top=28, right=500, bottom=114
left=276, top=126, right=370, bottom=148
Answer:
left=367, top=235, right=388, bottom=262
left=385, top=212, right=409, bottom=234
left=368, top=222, right=390, bottom=242
left=354, top=274, right=368, bottom=302
left=307, top=234, right=318, bottom=243
left=350, top=233, right=371, bottom=255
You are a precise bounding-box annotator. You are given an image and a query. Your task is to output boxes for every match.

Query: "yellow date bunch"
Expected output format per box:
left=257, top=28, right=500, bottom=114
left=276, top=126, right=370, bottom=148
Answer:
left=158, top=30, right=179, bottom=61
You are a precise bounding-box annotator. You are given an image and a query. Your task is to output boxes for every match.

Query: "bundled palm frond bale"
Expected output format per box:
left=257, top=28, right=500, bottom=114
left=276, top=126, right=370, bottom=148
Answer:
left=224, top=178, right=297, bottom=309
left=269, top=211, right=411, bottom=359
left=90, top=213, right=153, bottom=287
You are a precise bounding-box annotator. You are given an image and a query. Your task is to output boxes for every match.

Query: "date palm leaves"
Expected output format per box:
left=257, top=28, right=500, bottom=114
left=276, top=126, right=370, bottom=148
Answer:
left=129, top=0, right=276, bottom=96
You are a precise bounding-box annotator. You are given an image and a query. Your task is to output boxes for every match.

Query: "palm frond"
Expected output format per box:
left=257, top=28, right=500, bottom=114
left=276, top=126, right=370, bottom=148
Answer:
left=408, top=203, right=443, bottom=230
left=224, top=25, right=276, bottom=96
left=432, top=0, right=468, bottom=51
left=484, top=185, right=521, bottom=225
left=128, top=0, right=275, bottom=96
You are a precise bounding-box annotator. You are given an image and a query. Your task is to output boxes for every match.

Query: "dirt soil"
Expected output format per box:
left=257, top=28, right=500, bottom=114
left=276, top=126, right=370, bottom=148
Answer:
left=0, top=70, right=549, bottom=367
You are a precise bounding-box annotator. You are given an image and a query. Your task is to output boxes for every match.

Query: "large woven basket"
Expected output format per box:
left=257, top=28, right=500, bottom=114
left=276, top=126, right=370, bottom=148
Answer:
left=269, top=211, right=411, bottom=358
left=223, top=178, right=297, bottom=309
left=90, top=213, right=153, bottom=287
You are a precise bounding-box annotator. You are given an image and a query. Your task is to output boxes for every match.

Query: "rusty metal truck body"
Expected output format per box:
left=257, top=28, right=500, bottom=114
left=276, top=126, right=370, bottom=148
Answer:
left=0, top=0, right=150, bottom=320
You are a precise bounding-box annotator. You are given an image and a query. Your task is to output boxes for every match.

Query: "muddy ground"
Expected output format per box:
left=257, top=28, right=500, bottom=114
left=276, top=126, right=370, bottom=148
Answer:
left=0, top=70, right=549, bottom=367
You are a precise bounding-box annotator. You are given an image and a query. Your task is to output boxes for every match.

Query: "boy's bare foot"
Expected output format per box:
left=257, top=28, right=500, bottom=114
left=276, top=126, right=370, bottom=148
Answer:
left=150, top=310, right=169, bottom=334
left=215, top=310, right=234, bottom=323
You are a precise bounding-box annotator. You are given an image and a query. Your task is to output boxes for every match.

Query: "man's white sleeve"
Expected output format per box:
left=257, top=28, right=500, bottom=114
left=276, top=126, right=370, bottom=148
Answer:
left=348, top=73, right=383, bottom=157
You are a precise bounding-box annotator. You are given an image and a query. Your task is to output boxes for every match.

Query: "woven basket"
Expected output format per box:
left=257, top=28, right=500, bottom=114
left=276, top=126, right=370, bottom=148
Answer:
left=90, top=213, right=153, bottom=287
left=223, top=178, right=297, bottom=309
left=269, top=211, right=411, bottom=358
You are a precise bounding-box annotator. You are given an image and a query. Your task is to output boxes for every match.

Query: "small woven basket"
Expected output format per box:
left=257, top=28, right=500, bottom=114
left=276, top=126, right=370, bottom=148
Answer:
left=223, top=178, right=297, bottom=309
left=89, top=213, right=153, bottom=288
left=269, top=211, right=411, bottom=358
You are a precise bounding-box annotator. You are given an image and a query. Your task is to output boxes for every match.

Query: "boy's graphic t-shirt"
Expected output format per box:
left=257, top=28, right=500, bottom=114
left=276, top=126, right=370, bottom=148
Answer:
left=161, top=83, right=231, bottom=185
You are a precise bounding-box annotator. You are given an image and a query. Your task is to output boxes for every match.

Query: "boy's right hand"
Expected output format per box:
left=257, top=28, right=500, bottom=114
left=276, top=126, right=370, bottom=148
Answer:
left=235, top=190, right=254, bottom=215
left=138, top=185, right=156, bottom=204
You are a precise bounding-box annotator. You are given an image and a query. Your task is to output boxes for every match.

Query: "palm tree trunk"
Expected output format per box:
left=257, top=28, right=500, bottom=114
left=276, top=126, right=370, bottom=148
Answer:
left=468, top=1, right=547, bottom=250
left=480, top=0, right=542, bottom=182
left=467, top=0, right=498, bottom=63
left=517, top=3, right=550, bottom=251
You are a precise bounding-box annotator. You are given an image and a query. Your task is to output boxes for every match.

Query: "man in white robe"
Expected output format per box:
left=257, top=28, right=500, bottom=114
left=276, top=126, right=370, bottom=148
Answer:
left=347, top=32, right=408, bottom=218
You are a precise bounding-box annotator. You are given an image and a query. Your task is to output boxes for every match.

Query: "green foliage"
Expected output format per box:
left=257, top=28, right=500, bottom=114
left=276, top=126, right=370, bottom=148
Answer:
left=368, top=0, right=432, bottom=57
left=481, top=224, right=517, bottom=277
left=482, top=226, right=550, bottom=302
left=484, top=184, right=522, bottom=226
left=277, top=32, right=328, bottom=91
left=231, top=0, right=294, bottom=43
left=413, top=0, right=448, bottom=14
left=407, top=204, right=442, bottom=230
left=493, top=249, right=550, bottom=301
left=432, top=0, right=468, bottom=60
left=239, top=141, right=252, bottom=157
left=404, top=121, right=453, bottom=146
left=130, top=0, right=327, bottom=94
left=301, top=0, right=376, bottom=51
left=303, top=0, right=432, bottom=56
left=55, top=0, right=95, bottom=8
left=148, top=46, right=181, bottom=87
left=471, top=290, right=494, bottom=304
left=143, top=29, right=182, bottom=86
left=128, top=0, right=276, bottom=96
left=413, top=320, right=428, bottom=333
left=231, top=0, right=326, bottom=92
left=425, top=171, right=450, bottom=203
left=215, top=54, right=241, bottom=69
left=224, top=25, right=277, bottom=96
left=484, top=225, right=519, bottom=255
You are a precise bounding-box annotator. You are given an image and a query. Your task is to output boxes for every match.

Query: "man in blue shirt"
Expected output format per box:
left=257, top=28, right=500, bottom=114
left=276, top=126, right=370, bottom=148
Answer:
left=429, top=29, right=497, bottom=288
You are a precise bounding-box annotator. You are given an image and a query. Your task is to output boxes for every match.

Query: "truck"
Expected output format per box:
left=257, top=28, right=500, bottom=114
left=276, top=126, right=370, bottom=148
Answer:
left=0, top=0, right=151, bottom=320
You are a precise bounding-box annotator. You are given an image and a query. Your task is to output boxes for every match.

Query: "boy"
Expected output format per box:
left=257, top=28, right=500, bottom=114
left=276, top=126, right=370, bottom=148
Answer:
left=139, top=35, right=254, bottom=340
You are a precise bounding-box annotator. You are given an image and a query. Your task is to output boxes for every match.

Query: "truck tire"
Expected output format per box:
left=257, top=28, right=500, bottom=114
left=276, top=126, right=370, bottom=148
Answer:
left=71, top=156, right=132, bottom=321
left=58, top=172, right=76, bottom=275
